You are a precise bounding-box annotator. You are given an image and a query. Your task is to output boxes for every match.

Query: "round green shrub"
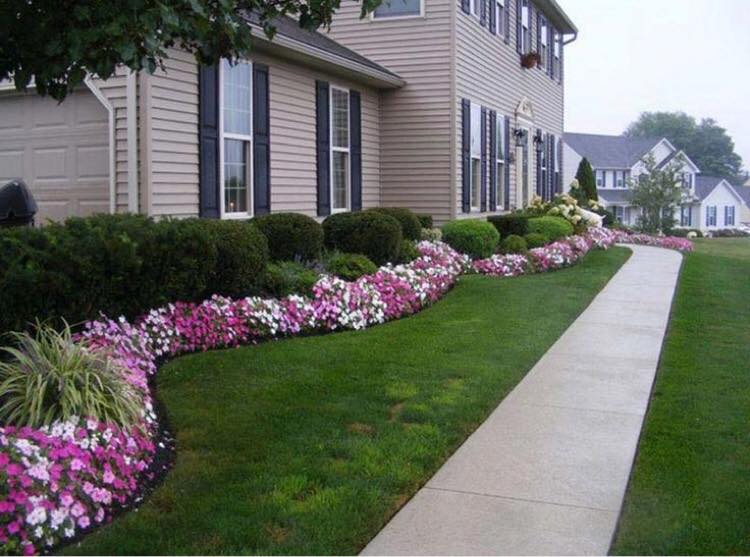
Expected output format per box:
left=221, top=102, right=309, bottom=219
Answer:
left=326, top=253, right=378, bottom=281
left=323, top=211, right=403, bottom=265
left=261, top=261, right=319, bottom=298
left=397, top=239, right=419, bottom=263
left=523, top=232, right=549, bottom=248
left=441, top=219, right=500, bottom=259
left=500, top=234, right=528, bottom=254
left=194, top=219, right=268, bottom=298
left=252, top=212, right=323, bottom=262
left=416, top=214, right=433, bottom=229
left=487, top=213, right=529, bottom=237
left=527, top=216, right=574, bottom=241
left=366, top=207, right=422, bottom=241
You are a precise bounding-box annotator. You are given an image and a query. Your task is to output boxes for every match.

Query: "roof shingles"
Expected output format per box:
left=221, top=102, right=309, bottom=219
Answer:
left=564, top=133, right=662, bottom=169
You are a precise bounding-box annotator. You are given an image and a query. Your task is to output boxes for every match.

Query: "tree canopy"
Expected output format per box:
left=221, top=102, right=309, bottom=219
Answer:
left=628, top=153, right=684, bottom=234
left=0, top=0, right=381, bottom=101
left=625, top=111, right=744, bottom=183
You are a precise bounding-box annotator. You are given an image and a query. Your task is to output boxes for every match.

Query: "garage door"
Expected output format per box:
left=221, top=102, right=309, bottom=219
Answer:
left=0, top=88, right=110, bottom=223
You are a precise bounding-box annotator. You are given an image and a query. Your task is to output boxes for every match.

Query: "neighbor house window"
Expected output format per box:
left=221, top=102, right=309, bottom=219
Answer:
left=538, top=15, right=548, bottom=69
left=706, top=205, right=717, bottom=226
left=373, top=0, right=422, bottom=18
left=596, top=170, right=603, bottom=189
left=221, top=59, right=252, bottom=216
left=680, top=206, right=691, bottom=227
left=614, top=206, right=625, bottom=223
left=331, top=87, right=350, bottom=211
left=725, top=205, right=735, bottom=226
left=616, top=171, right=624, bottom=188
left=470, top=103, right=482, bottom=210
left=682, top=173, right=692, bottom=189
left=496, top=114, right=505, bottom=208
left=495, top=0, right=505, bottom=36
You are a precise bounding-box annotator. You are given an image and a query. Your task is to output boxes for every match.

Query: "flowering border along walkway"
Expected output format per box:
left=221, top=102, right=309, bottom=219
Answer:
left=0, top=228, right=692, bottom=555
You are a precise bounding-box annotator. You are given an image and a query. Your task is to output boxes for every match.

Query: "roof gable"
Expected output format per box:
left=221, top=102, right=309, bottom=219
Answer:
left=695, top=175, right=745, bottom=203
left=564, top=133, right=663, bottom=169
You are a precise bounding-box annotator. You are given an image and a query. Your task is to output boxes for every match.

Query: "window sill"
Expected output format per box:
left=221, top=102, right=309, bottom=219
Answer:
left=370, top=13, right=425, bottom=21
left=222, top=212, right=253, bottom=220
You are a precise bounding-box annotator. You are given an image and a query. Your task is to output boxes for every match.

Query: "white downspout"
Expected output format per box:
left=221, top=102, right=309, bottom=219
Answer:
left=126, top=71, right=139, bottom=213
left=83, top=77, right=116, bottom=214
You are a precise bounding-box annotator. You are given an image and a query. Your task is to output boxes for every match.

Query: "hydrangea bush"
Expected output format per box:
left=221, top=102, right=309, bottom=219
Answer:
left=0, top=229, right=691, bottom=555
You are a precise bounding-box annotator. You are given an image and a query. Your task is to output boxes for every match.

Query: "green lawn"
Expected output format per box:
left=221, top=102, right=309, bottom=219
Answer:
left=64, top=248, right=630, bottom=555
left=612, top=238, right=750, bottom=555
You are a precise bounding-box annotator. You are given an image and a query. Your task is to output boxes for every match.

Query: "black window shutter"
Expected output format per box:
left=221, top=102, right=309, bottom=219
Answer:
left=461, top=99, right=471, bottom=214
left=535, top=128, right=542, bottom=197
left=199, top=64, right=220, bottom=218
left=480, top=107, right=488, bottom=212
left=489, top=110, right=497, bottom=211
left=489, top=0, right=496, bottom=33
left=480, top=0, right=487, bottom=25
left=252, top=64, right=271, bottom=215
left=349, top=90, right=362, bottom=211
left=461, top=0, right=470, bottom=14
left=316, top=81, right=331, bottom=217
left=516, top=0, right=523, bottom=53
left=504, top=115, right=511, bottom=210
left=548, top=134, right=555, bottom=200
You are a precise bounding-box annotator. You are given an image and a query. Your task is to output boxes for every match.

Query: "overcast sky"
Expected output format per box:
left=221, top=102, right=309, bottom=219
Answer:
left=562, top=0, right=750, bottom=173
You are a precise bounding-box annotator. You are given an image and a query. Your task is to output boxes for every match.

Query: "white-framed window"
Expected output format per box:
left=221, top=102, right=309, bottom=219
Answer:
left=538, top=15, right=548, bottom=69
left=220, top=59, right=253, bottom=217
left=682, top=173, right=692, bottom=189
left=616, top=171, right=624, bottom=188
left=496, top=114, right=505, bottom=208
left=373, top=0, right=423, bottom=19
left=725, top=205, right=735, bottom=226
left=680, top=205, right=691, bottom=227
left=470, top=103, right=482, bottom=211
left=613, top=205, right=625, bottom=223
left=706, top=205, right=717, bottom=227
left=471, top=0, right=481, bottom=18
left=330, top=86, right=350, bottom=212
left=596, top=170, right=603, bottom=189
left=521, top=0, right=531, bottom=53
left=553, top=30, right=561, bottom=79
left=495, top=0, right=505, bottom=36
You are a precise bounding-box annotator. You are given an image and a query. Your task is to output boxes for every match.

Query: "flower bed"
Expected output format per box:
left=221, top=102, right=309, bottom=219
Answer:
left=0, top=228, right=690, bottom=555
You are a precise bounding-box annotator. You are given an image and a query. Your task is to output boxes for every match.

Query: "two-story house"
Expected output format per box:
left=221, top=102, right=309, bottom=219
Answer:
left=563, top=133, right=745, bottom=232
left=0, top=1, right=576, bottom=225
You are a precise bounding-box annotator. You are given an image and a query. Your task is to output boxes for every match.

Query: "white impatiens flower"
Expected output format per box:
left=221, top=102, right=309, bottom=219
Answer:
left=26, top=506, right=47, bottom=526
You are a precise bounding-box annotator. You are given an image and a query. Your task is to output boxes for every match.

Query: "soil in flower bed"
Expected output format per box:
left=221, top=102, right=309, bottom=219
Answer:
left=63, top=248, right=630, bottom=555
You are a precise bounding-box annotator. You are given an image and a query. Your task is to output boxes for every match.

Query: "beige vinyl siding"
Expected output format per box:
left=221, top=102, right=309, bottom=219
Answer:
left=93, top=69, right=131, bottom=213
left=326, top=0, right=454, bottom=223
left=454, top=0, right=564, bottom=216
left=136, top=49, right=381, bottom=218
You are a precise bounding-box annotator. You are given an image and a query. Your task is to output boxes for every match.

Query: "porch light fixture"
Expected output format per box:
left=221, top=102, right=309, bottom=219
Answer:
left=513, top=128, right=527, bottom=147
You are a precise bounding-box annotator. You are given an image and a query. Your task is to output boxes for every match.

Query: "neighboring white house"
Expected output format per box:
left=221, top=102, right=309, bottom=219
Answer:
left=562, top=132, right=748, bottom=231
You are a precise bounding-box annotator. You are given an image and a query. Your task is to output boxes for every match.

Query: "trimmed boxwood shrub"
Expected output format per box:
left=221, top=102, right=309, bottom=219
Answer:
left=261, top=261, right=319, bottom=298
left=524, top=232, right=549, bottom=248
left=366, top=207, right=422, bottom=241
left=500, top=234, right=528, bottom=254
left=193, top=219, right=268, bottom=298
left=251, top=212, right=323, bottom=262
left=0, top=214, right=270, bottom=336
left=323, top=211, right=402, bottom=265
left=527, top=216, right=574, bottom=241
left=441, top=219, right=499, bottom=259
left=487, top=214, right=529, bottom=238
left=397, top=240, right=419, bottom=263
left=416, top=214, right=433, bottom=229
left=325, top=253, right=378, bottom=281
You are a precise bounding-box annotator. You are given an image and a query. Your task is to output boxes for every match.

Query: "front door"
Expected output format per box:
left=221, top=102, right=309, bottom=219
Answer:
left=515, top=129, right=529, bottom=208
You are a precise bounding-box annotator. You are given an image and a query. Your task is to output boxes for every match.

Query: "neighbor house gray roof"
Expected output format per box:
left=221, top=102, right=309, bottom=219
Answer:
left=735, top=186, right=750, bottom=207
left=597, top=190, right=632, bottom=204
left=241, top=13, right=401, bottom=81
left=694, top=175, right=724, bottom=201
left=564, top=133, right=663, bottom=169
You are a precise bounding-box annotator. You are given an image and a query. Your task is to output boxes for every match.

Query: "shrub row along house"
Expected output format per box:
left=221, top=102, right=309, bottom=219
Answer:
left=0, top=0, right=576, bottom=225
left=563, top=133, right=748, bottom=232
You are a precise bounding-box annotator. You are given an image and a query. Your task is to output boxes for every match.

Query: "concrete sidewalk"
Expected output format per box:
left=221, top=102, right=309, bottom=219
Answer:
left=362, top=245, right=683, bottom=556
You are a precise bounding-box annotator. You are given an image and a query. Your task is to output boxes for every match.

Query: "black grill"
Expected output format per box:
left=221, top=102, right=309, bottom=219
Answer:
left=0, top=180, right=38, bottom=227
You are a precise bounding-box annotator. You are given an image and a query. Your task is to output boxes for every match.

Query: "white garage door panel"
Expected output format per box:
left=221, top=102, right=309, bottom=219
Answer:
left=0, top=88, right=110, bottom=223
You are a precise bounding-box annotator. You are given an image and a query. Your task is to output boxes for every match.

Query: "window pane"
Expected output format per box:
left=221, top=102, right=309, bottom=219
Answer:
left=496, top=117, right=504, bottom=159
left=224, top=139, right=248, bottom=213
left=374, top=0, right=421, bottom=17
left=470, top=103, right=481, bottom=157
left=471, top=158, right=481, bottom=209
left=332, top=89, right=349, bottom=149
left=222, top=60, right=252, bottom=136
left=332, top=151, right=349, bottom=210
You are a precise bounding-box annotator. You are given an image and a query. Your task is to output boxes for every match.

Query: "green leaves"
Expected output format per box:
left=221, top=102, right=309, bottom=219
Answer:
left=0, top=0, right=383, bottom=101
